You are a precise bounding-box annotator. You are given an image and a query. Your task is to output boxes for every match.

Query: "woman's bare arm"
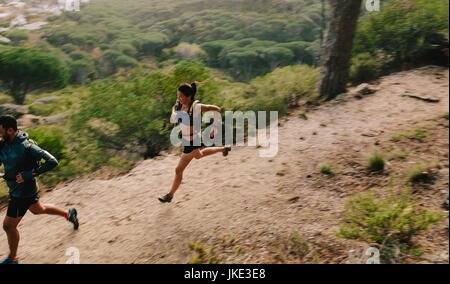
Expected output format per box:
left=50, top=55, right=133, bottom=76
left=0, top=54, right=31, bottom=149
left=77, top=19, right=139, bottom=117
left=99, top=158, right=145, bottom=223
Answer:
left=200, top=104, right=221, bottom=137
left=201, top=104, right=221, bottom=113
left=170, top=101, right=180, bottom=123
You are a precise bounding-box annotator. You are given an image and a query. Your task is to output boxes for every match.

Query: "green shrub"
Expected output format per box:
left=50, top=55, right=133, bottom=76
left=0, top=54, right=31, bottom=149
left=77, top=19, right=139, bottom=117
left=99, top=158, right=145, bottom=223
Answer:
left=298, top=110, right=308, bottom=120
left=318, top=163, right=334, bottom=175
left=173, top=42, right=207, bottom=59
left=291, top=232, right=309, bottom=258
left=69, top=51, right=91, bottom=61
left=225, top=65, right=319, bottom=116
left=367, top=150, right=386, bottom=172
left=71, top=60, right=219, bottom=158
left=411, top=129, right=428, bottom=141
left=0, top=20, right=9, bottom=28
left=350, top=52, right=384, bottom=85
left=132, top=32, right=169, bottom=56
left=392, top=150, right=409, bottom=160
left=354, top=0, right=449, bottom=69
left=5, top=31, right=29, bottom=45
left=272, top=231, right=310, bottom=262
left=391, top=133, right=405, bottom=142
left=410, top=248, right=422, bottom=257
left=113, top=43, right=138, bottom=58
left=61, top=43, right=78, bottom=54
left=25, top=126, right=82, bottom=187
left=114, top=55, right=139, bottom=68
left=188, top=242, right=220, bottom=264
left=69, top=59, right=95, bottom=85
left=28, top=96, right=75, bottom=117
left=306, top=92, right=321, bottom=105
left=406, top=164, right=433, bottom=184
left=23, top=127, right=131, bottom=188
left=337, top=188, right=444, bottom=263
left=26, top=126, right=68, bottom=162
left=0, top=93, right=14, bottom=104
left=392, top=129, right=428, bottom=142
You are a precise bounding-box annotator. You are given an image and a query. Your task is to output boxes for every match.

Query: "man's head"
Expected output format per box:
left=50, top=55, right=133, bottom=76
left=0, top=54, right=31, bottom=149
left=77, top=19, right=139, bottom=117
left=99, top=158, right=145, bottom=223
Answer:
left=0, top=115, right=18, bottom=142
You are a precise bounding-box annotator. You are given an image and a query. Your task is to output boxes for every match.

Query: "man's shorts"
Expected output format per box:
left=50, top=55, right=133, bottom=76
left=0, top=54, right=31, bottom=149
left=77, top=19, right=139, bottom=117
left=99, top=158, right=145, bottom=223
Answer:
left=6, top=194, right=40, bottom=218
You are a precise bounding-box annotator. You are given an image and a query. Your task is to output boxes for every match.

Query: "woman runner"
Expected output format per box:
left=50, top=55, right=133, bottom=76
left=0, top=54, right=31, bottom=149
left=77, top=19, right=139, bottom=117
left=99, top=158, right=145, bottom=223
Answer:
left=158, top=82, right=231, bottom=203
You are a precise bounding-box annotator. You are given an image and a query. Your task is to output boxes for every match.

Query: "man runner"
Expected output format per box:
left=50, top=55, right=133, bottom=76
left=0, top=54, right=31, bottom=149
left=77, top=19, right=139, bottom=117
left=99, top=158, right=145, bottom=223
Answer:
left=0, top=115, right=79, bottom=264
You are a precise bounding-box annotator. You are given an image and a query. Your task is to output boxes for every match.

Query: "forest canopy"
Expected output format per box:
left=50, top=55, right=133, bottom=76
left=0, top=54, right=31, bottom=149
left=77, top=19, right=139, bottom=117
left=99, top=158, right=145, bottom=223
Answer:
left=40, top=0, right=325, bottom=82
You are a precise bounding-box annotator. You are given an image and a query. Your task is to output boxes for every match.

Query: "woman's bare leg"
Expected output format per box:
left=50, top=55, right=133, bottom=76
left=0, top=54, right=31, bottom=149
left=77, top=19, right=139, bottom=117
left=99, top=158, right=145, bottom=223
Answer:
left=194, top=147, right=225, bottom=160
left=169, top=153, right=194, bottom=197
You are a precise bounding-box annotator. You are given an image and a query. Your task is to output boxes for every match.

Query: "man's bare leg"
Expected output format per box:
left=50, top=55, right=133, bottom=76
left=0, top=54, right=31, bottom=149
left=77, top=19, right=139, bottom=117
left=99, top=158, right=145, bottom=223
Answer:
left=3, top=216, right=22, bottom=259
left=28, top=202, right=79, bottom=230
left=28, top=202, right=68, bottom=218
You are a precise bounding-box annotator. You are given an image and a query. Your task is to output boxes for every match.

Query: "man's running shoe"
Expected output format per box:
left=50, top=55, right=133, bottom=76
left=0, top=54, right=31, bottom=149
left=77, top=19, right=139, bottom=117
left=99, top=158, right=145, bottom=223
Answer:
left=67, top=208, right=79, bottom=230
left=158, top=194, right=173, bottom=203
left=0, top=256, right=18, bottom=264
left=223, top=146, right=232, bottom=157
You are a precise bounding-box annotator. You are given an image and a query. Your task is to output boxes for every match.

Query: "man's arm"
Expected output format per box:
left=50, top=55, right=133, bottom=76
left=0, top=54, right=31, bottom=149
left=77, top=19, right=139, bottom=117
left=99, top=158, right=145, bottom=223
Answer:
left=19, top=145, right=59, bottom=182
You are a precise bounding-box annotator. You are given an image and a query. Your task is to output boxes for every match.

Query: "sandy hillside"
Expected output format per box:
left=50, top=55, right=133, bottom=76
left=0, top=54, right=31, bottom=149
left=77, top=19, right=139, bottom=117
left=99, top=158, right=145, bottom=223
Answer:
left=0, top=66, right=448, bottom=264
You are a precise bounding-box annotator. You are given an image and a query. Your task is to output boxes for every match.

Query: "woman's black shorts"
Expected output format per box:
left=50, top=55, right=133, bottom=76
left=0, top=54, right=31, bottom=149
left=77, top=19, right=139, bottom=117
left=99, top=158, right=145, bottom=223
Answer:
left=182, top=137, right=203, bottom=154
left=183, top=145, right=203, bottom=154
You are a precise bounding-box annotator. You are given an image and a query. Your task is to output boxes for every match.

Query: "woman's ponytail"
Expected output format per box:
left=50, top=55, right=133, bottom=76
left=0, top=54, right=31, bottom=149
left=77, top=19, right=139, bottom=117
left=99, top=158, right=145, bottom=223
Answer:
left=190, top=82, right=197, bottom=97
left=179, top=81, right=200, bottom=99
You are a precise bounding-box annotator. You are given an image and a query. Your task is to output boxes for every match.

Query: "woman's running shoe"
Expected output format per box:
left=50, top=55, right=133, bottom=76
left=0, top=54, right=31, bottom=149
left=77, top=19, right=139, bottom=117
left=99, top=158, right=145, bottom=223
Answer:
left=223, top=146, right=232, bottom=157
left=158, top=194, right=173, bottom=203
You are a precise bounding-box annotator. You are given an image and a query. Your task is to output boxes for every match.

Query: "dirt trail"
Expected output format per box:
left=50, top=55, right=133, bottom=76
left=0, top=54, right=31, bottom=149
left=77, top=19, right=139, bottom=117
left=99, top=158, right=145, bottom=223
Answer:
left=1, top=66, right=448, bottom=264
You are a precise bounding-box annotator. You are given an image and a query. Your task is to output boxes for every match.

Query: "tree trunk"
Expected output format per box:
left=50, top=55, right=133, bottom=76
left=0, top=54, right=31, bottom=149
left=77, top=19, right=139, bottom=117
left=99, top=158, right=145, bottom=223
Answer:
left=319, top=0, right=362, bottom=99
left=320, top=0, right=326, bottom=45
left=11, top=81, right=27, bottom=105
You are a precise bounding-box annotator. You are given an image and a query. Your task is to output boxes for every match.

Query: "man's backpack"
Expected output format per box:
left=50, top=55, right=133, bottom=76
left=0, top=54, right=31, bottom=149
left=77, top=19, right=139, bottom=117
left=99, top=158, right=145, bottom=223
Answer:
left=21, top=139, right=42, bottom=172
